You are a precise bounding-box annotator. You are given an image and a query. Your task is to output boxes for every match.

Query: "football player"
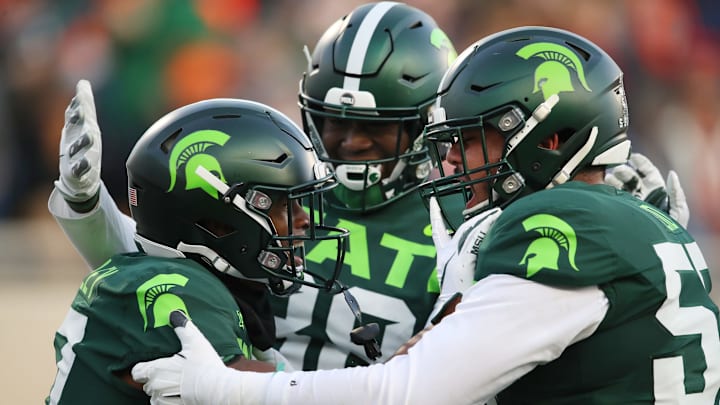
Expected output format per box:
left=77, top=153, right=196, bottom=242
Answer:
left=132, top=26, right=720, bottom=404
left=274, top=1, right=460, bottom=368
left=47, top=98, right=348, bottom=404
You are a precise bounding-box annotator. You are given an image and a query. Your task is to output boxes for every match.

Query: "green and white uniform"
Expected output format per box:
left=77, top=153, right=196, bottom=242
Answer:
left=47, top=253, right=251, bottom=405
left=49, top=185, right=455, bottom=370
left=478, top=182, right=719, bottom=403
left=272, top=191, right=448, bottom=369
left=227, top=182, right=719, bottom=404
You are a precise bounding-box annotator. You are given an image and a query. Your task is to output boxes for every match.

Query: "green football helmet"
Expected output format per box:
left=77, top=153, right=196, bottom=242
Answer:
left=126, top=99, right=348, bottom=296
left=421, top=26, right=631, bottom=218
left=299, top=1, right=457, bottom=213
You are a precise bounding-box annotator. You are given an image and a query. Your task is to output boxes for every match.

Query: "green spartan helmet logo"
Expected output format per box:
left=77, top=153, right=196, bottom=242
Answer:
left=167, top=130, right=231, bottom=199
left=519, top=214, right=579, bottom=278
left=516, top=42, right=592, bottom=100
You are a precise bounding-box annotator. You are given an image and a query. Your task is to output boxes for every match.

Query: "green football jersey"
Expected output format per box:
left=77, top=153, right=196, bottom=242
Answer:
left=272, top=192, right=462, bottom=369
left=476, top=182, right=720, bottom=403
left=47, top=253, right=251, bottom=405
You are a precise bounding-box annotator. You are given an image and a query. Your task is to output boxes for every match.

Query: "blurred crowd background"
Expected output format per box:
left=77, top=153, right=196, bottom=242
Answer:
left=0, top=0, right=718, bottom=402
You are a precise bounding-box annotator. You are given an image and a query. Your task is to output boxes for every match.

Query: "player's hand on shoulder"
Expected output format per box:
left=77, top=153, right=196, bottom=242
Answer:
left=55, top=79, right=102, bottom=204
left=604, top=153, right=689, bottom=227
left=132, top=311, right=226, bottom=405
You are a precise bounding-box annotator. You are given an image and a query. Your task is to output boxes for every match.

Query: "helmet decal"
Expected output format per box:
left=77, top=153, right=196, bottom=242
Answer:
left=516, top=42, right=591, bottom=100
left=167, top=129, right=230, bottom=199
left=430, top=28, right=457, bottom=67
left=519, top=214, right=579, bottom=277
left=136, top=274, right=190, bottom=331
left=342, top=1, right=398, bottom=91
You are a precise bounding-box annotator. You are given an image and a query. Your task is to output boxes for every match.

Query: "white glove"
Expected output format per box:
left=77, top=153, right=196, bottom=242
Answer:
left=605, top=153, right=689, bottom=227
left=428, top=197, right=502, bottom=323
left=55, top=79, right=102, bottom=203
left=132, top=311, right=231, bottom=405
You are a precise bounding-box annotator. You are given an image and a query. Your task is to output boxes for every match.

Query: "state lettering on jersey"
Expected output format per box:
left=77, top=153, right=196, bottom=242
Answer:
left=306, top=217, right=437, bottom=290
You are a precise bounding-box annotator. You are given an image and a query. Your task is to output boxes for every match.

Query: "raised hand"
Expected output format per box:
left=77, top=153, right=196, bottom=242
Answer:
left=55, top=79, right=102, bottom=205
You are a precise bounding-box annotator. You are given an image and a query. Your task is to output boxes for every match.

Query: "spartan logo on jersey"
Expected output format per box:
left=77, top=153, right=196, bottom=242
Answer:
left=136, top=274, right=190, bottom=331
left=519, top=214, right=579, bottom=278
left=167, top=129, right=231, bottom=199
left=516, top=42, right=592, bottom=100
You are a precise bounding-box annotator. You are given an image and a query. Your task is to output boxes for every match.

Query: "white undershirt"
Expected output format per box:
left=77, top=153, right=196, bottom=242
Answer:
left=48, top=183, right=137, bottom=269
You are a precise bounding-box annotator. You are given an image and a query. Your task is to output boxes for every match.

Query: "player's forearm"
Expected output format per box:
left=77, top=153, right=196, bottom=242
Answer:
left=49, top=182, right=138, bottom=268
left=221, top=362, right=410, bottom=405
left=226, top=276, right=610, bottom=405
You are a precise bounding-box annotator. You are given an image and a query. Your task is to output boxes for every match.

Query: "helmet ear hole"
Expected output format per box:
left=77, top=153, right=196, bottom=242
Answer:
left=538, top=133, right=560, bottom=151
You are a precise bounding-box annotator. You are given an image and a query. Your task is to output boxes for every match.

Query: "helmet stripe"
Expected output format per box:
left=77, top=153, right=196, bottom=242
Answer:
left=344, top=1, right=398, bottom=90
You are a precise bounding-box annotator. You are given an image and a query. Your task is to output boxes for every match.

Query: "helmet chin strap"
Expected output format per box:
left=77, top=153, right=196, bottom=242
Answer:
left=136, top=233, right=300, bottom=295
left=506, top=94, right=559, bottom=155
left=195, top=166, right=273, bottom=235
left=134, top=233, right=255, bottom=280
left=547, top=126, right=598, bottom=188
left=336, top=128, right=428, bottom=193
left=335, top=163, right=383, bottom=191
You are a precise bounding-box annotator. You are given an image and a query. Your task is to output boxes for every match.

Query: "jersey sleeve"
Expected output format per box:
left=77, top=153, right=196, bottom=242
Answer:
left=49, top=182, right=138, bottom=269
left=75, top=255, right=251, bottom=375
left=475, top=183, right=688, bottom=287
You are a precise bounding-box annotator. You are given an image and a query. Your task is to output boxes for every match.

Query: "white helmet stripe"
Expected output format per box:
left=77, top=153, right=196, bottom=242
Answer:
left=344, top=1, right=399, bottom=91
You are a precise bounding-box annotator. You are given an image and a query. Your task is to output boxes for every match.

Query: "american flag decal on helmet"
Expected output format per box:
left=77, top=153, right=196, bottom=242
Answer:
left=128, top=187, right=138, bottom=206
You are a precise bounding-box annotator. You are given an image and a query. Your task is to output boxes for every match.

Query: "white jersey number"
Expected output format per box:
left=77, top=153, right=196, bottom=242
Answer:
left=47, top=308, right=88, bottom=404
left=274, top=275, right=416, bottom=369
left=653, top=242, right=720, bottom=403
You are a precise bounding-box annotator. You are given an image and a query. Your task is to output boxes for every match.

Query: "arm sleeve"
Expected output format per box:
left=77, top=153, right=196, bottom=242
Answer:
left=48, top=182, right=138, bottom=269
left=227, top=274, right=609, bottom=405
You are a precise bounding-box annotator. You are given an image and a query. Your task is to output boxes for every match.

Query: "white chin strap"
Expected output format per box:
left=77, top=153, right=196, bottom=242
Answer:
left=335, top=163, right=382, bottom=191
left=547, top=126, right=598, bottom=188
left=136, top=233, right=301, bottom=293
left=135, top=233, right=250, bottom=281
left=194, top=166, right=273, bottom=234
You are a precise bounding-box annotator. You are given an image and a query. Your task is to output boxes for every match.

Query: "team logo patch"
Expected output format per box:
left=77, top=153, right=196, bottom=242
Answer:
left=136, top=274, right=190, bottom=331
left=167, top=129, right=230, bottom=199
left=519, top=214, right=579, bottom=278
left=516, top=42, right=592, bottom=100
